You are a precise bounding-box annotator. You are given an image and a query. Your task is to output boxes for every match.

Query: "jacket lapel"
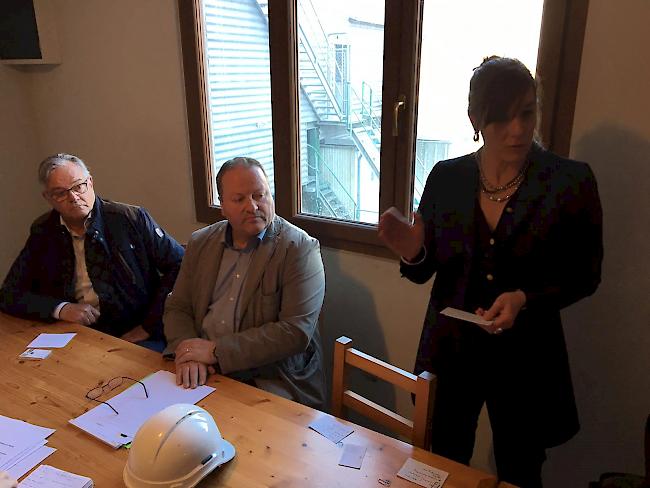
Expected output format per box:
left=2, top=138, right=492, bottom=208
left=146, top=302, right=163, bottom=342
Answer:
left=454, top=156, right=479, bottom=258
left=195, top=228, right=226, bottom=325
left=237, top=218, right=281, bottom=329
left=501, top=151, right=548, bottom=239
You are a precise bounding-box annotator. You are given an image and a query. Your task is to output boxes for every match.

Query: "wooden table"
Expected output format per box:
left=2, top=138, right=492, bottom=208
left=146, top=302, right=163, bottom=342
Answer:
left=0, top=312, right=498, bottom=488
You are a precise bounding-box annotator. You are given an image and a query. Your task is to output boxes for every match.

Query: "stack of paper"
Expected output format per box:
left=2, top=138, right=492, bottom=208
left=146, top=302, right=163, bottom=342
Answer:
left=0, top=416, right=56, bottom=480
left=69, top=370, right=215, bottom=448
left=18, top=465, right=92, bottom=488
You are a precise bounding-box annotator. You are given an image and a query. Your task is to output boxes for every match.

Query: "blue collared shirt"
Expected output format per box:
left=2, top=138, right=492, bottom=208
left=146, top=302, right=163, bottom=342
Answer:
left=200, top=225, right=266, bottom=339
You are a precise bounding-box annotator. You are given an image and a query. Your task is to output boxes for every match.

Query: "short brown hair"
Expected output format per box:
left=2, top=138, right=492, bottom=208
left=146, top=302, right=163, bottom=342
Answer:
left=468, top=56, right=537, bottom=130
left=216, top=157, right=268, bottom=199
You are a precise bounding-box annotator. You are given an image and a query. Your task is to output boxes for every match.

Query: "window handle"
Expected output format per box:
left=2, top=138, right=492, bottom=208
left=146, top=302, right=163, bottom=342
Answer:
left=392, top=95, right=406, bottom=136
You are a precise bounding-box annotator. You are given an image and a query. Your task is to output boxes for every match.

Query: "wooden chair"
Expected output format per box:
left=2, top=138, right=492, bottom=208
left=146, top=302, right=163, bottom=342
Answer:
left=497, top=482, right=519, bottom=488
left=331, top=336, right=436, bottom=449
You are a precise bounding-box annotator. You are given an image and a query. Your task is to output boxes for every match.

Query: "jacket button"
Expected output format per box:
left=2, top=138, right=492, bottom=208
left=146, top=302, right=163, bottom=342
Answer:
left=486, top=273, right=494, bottom=281
left=489, top=238, right=495, bottom=245
left=506, top=207, right=513, bottom=213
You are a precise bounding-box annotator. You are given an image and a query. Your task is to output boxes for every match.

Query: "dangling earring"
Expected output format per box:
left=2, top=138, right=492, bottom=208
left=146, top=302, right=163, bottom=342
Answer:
left=473, top=130, right=479, bottom=142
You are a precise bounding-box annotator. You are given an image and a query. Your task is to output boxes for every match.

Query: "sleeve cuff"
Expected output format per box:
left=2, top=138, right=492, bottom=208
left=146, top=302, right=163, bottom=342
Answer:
left=53, top=302, right=69, bottom=319
left=400, top=246, right=427, bottom=266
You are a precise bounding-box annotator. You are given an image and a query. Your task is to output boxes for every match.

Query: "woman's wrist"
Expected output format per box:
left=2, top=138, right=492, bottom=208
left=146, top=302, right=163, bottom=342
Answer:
left=401, top=246, right=427, bottom=265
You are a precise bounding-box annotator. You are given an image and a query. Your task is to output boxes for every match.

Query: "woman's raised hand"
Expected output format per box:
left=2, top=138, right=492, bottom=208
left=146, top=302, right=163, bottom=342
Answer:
left=378, top=207, right=425, bottom=260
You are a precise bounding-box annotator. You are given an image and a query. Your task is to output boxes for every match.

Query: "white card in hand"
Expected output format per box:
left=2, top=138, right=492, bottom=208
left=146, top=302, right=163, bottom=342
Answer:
left=397, top=457, right=449, bottom=488
left=338, top=443, right=366, bottom=469
left=308, top=416, right=354, bottom=444
left=440, top=307, right=493, bottom=326
left=19, top=349, right=52, bottom=360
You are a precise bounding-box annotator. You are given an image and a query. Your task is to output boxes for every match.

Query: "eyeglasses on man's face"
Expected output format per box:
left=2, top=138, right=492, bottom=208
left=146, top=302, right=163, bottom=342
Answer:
left=47, top=178, right=90, bottom=202
left=85, top=376, right=149, bottom=415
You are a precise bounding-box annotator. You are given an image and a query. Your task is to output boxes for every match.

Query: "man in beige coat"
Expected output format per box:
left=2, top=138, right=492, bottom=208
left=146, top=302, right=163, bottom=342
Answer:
left=164, top=157, right=326, bottom=409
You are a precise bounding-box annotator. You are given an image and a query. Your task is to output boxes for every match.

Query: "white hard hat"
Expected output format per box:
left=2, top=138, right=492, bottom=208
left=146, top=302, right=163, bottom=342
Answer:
left=124, top=403, right=235, bottom=488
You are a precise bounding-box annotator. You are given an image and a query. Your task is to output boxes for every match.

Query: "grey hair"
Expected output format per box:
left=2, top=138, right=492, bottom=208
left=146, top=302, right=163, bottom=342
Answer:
left=216, top=157, right=268, bottom=199
left=38, top=153, right=90, bottom=185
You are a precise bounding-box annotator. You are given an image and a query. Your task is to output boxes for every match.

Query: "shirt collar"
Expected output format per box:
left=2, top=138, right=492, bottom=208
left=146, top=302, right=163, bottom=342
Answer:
left=223, top=223, right=267, bottom=252
left=60, top=211, right=92, bottom=238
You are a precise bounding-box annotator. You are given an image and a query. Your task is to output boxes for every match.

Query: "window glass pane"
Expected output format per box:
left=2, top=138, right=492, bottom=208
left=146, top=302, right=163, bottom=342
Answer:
left=202, top=0, right=275, bottom=204
left=297, top=0, right=385, bottom=224
left=413, top=0, right=544, bottom=212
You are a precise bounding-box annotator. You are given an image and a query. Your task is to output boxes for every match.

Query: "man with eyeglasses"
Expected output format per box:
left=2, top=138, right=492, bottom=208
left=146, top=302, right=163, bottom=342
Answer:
left=0, top=153, right=184, bottom=351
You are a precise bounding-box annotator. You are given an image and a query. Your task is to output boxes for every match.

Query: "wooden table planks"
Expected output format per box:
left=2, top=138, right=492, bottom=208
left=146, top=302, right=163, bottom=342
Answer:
left=0, top=312, right=497, bottom=488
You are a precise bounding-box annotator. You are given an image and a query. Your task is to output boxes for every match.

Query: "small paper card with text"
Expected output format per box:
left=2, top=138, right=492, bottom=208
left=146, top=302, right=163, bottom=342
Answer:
left=338, top=443, right=366, bottom=469
left=19, top=349, right=52, bottom=360
left=308, top=416, right=354, bottom=444
left=18, top=464, right=92, bottom=488
left=397, top=458, right=449, bottom=488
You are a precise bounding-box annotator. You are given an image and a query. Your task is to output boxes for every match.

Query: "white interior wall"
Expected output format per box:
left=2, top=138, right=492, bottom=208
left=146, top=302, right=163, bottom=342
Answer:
left=0, top=66, right=47, bottom=275
left=545, top=1, right=650, bottom=487
left=24, top=0, right=201, bottom=243
left=0, top=1, right=648, bottom=487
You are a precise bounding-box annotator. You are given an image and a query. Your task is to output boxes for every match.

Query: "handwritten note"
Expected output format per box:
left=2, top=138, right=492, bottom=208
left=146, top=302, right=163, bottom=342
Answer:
left=397, top=458, right=449, bottom=488
left=308, top=416, right=354, bottom=444
left=18, top=465, right=92, bottom=488
left=19, top=349, right=52, bottom=360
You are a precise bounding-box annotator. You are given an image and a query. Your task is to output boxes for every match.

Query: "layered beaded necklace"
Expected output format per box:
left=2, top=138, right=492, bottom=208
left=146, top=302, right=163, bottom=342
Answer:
left=475, top=151, right=529, bottom=203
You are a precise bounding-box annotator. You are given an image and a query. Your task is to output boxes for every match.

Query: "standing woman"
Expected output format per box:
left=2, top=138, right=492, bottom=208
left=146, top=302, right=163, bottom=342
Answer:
left=378, top=57, right=603, bottom=487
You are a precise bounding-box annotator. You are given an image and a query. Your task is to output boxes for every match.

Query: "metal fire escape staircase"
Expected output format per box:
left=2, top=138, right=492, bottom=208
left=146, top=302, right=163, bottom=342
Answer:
left=255, top=0, right=382, bottom=220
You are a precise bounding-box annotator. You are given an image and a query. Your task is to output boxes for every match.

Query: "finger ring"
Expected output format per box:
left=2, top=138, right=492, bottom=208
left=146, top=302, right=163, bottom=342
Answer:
left=494, top=327, right=504, bottom=335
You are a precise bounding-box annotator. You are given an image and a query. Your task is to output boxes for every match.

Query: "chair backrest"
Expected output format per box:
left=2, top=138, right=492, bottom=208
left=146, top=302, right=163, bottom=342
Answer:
left=331, top=336, right=436, bottom=449
left=497, top=482, right=519, bottom=488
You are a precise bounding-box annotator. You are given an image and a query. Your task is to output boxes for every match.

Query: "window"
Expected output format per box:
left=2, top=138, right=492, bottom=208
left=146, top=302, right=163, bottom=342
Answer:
left=179, top=0, right=589, bottom=256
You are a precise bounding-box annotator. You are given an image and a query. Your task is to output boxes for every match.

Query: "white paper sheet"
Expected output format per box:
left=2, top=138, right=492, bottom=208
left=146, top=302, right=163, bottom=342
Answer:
left=308, top=415, right=354, bottom=444
left=440, top=307, right=493, bottom=326
left=0, top=419, right=55, bottom=471
left=18, top=465, right=92, bottom=488
left=0, top=416, right=56, bottom=481
left=0, top=416, right=55, bottom=443
left=27, top=334, right=76, bottom=349
left=69, top=370, right=214, bottom=448
left=397, top=458, right=449, bottom=488
left=7, top=446, right=56, bottom=480
left=0, top=440, right=42, bottom=472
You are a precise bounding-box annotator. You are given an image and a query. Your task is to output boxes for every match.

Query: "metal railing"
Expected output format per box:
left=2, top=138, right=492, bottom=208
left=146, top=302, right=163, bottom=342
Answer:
left=305, top=143, right=358, bottom=220
left=413, top=153, right=427, bottom=207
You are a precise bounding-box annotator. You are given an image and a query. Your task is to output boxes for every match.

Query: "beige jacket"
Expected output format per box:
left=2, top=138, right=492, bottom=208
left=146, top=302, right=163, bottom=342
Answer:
left=164, top=216, right=326, bottom=409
